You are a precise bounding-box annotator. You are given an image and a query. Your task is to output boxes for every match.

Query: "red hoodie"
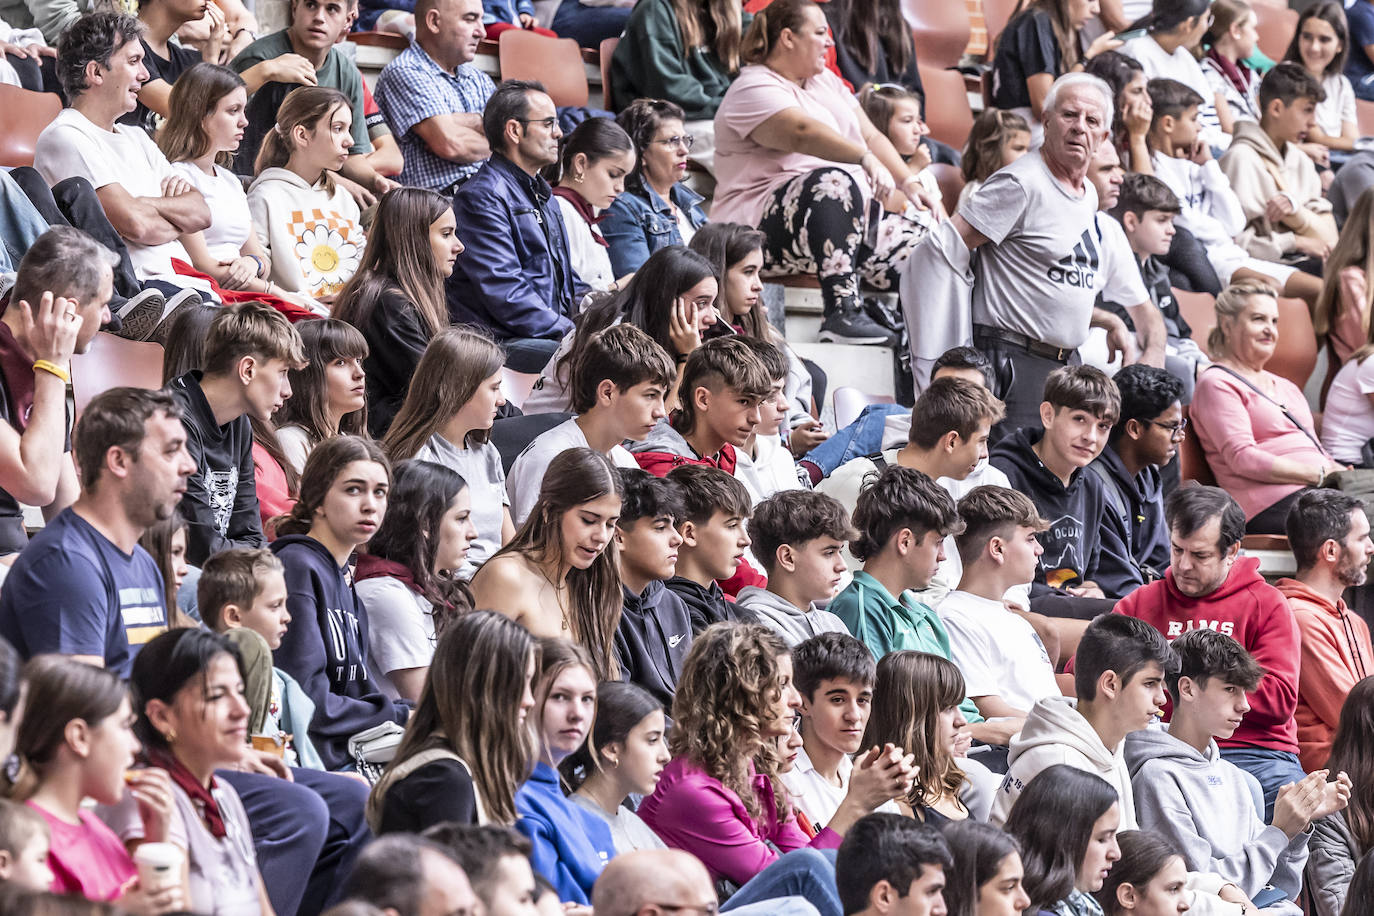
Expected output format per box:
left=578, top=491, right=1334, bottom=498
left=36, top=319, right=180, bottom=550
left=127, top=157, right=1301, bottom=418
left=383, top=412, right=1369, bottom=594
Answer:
left=1114, top=556, right=1300, bottom=755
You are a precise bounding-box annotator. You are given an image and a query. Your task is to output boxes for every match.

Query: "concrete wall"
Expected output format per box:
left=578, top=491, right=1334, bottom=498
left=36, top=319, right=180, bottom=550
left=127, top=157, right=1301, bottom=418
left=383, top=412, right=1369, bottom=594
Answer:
left=256, top=0, right=289, bottom=33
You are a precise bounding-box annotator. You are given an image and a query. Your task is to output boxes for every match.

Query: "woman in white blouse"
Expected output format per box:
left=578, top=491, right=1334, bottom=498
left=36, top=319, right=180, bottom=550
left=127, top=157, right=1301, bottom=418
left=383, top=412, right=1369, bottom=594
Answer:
left=551, top=117, right=637, bottom=298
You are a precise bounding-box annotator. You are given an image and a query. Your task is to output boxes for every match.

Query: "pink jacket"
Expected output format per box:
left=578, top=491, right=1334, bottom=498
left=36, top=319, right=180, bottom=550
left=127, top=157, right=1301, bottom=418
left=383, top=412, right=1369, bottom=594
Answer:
left=1191, top=367, right=1329, bottom=520
left=637, top=757, right=841, bottom=886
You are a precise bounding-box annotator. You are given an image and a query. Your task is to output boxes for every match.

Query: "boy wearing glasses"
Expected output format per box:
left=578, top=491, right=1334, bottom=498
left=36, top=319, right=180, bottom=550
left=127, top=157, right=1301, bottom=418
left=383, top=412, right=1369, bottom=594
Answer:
left=1090, top=364, right=1186, bottom=598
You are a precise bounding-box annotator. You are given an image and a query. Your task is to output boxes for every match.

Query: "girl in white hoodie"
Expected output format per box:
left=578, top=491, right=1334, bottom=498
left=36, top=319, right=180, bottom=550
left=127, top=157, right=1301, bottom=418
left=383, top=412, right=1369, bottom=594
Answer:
left=247, top=86, right=366, bottom=304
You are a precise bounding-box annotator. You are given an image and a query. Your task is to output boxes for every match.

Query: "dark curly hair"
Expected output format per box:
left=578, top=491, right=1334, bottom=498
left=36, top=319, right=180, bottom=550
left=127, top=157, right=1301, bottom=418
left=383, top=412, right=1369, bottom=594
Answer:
left=56, top=11, right=144, bottom=99
left=1110, top=364, right=1185, bottom=444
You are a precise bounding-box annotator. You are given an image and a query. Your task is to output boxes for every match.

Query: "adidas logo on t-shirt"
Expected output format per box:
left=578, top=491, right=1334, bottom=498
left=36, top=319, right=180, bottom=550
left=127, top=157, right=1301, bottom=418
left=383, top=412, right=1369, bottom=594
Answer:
left=1047, top=228, right=1101, bottom=288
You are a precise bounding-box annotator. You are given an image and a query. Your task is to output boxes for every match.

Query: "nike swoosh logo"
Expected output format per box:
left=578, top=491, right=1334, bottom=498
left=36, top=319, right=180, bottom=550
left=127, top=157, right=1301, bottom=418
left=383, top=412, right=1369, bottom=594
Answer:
left=668, top=635, right=684, bottom=647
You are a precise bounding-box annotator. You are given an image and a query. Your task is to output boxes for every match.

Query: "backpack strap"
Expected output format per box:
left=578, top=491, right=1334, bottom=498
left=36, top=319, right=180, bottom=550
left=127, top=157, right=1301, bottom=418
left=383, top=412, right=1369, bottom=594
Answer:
left=367, top=744, right=488, bottom=832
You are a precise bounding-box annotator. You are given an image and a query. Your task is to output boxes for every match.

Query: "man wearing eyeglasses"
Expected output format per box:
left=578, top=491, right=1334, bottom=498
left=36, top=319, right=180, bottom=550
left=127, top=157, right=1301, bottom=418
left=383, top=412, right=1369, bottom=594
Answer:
left=1090, top=364, right=1186, bottom=598
left=448, top=79, right=580, bottom=372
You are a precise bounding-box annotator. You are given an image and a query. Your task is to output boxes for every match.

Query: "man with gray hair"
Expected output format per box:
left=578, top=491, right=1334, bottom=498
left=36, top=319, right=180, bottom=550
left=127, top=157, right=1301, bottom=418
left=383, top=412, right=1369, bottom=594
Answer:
left=903, top=73, right=1165, bottom=439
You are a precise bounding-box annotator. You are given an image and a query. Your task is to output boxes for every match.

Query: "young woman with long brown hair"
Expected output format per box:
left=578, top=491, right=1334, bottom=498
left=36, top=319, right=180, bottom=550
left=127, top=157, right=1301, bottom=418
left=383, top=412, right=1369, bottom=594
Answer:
left=471, top=448, right=624, bottom=680
left=1309, top=677, right=1374, bottom=916
left=367, top=610, right=537, bottom=834
left=271, top=319, right=369, bottom=476
left=611, top=0, right=742, bottom=123
left=332, top=188, right=461, bottom=437
left=383, top=327, right=512, bottom=580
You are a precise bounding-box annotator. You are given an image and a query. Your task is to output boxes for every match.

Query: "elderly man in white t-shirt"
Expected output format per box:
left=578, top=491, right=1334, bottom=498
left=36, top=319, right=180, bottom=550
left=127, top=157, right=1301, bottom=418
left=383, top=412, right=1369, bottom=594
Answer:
left=903, top=73, right=1167, bottom=440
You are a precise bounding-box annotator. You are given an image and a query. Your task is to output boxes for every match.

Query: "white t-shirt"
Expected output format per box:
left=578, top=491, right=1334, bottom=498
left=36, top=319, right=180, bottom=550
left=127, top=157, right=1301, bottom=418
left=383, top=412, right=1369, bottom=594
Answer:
left=1120, top=35, right=1226, bottom=147
left=356, top=575, right=435, bottom=700
left=736, top=434, right=803, bottom=507
left=172, top=161, right=254, bottom=264
left=1094, top=212, right=1150, bottom=307
left=1316, top=73, right=1357, bottom=140
left=505, top=417, right=637, bottom=525
left=415, top=434, right=509, bottom=579
left=555, top=195, right=616, bottom=294
left=937, top=589, right=1059, bottom=713
left=1321, top=355, right=1374, bottom=465
left=960, top=150, right=1103, bottom=349
left=276, top=425, right=312, bottom=477
left=35, top=108, right=200, bottom=284
left=779, top=746, right=902, bottom=830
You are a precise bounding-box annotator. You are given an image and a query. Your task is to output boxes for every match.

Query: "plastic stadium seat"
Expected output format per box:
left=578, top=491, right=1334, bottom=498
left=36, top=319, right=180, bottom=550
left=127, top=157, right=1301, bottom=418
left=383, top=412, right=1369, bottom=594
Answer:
left=918, top=65, right=975, bottom=150
left=929, top=162, right=965, bottom=212
left=497, top=30, right=588, bottom=108
left=0, top=85, right=61, bottom=169
left=979, top=0, right=1020, bottom=51
left=1267, top=296, right=1319, bottom=391
left=1358, top=99, right=1374, bottom=137
left=71, top=334, right=165, bottom=419
left=348, top=30, right=408, bottom=50
left=901, top=0, right=971, bottom=71
left=833, top=387, right=895, bottom=429
left=1252, top=3, right=1297, bottom=62
left=1172, top=288, right=1216, bottom=349
left=600, top=36, right=619, bottom=111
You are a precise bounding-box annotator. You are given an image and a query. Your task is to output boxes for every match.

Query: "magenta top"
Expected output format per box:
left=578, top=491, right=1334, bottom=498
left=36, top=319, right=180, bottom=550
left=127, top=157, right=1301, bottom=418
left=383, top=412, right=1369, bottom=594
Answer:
left=637, top=756, right=841, bottom=886
left=1190, top=367, right=1330, bottom=520
left=29, top=802, right=137, bottom=901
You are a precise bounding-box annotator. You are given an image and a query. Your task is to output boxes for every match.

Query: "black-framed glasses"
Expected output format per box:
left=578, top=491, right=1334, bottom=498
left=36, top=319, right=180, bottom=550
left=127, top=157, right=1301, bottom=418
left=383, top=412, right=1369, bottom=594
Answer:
left=518, top=117, right=559, bottom=130
left=1147, top=417, right=1189, bottom=438
left=653, top=134, right=696, bottom=150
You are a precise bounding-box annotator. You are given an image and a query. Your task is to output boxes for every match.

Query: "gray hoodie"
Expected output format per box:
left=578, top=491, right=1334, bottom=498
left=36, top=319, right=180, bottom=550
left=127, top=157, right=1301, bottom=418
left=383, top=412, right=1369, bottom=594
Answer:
left=1124, top=726, right=1308, bottom=910
left=734, top=586, right=849, bottom=648
left=989, top=696, right=1138, bottom=830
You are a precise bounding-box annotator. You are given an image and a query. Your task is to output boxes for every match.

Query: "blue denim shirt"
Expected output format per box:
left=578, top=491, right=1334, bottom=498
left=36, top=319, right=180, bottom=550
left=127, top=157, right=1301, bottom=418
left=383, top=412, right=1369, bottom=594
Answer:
left=601, top=180, right=708, bottom=276
left=446, top=154, right=577, bottom=341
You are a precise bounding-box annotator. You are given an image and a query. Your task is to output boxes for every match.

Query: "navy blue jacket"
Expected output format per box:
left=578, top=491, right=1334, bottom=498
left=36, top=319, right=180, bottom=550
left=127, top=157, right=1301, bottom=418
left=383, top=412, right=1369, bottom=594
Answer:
left=615, top=580, right=694, bottom=711
left=1089, top=444, right=1168, bottom=598
left=271, top=534, right=409, bottom=770
left=446, top=153, right=577, bottom=341
left=600, top=181, right=708, bottom=277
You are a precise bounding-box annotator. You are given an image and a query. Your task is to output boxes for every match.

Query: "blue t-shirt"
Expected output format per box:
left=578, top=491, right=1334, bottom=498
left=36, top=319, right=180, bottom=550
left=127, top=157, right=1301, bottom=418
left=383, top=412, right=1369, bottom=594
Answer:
left=1346, top=1, right=1374, bottom=84
left=0, top=509, right=166, bottom=677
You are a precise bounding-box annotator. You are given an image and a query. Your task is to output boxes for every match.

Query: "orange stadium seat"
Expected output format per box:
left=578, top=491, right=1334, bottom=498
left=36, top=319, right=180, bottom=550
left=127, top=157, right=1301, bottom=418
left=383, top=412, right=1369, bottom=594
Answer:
left=498, top=30, right=589, bottom=108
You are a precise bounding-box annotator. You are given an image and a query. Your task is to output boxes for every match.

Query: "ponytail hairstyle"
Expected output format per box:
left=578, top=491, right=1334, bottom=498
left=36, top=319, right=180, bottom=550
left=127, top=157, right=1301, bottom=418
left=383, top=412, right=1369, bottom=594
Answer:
left=254, top=85, right=352, bottom=187
left=1, top=657, right=127, bottom=802
left=273, top=434, right=391, bottom=538
left=616, top=98, right=686, bottom=195
left=942, top=820, right=1024, bottom=916
left=741, top=0, right=819, bottom=66
left=494, top=449, right=624, bottom=680
left=1327, top=676, right=1374, bottom=854
left=130, top=628, right=245, bottom=751
left=1005, top=765, right=1121, bottom=911
left=560, top=680, right=661, bottom=789
left=1202, top=0, right=1255, bottom=53
left=272, top=318, right=371, bottom=445
left=383, top=327, right=506, bottom=460
left=1208, top=283, right=1278, bottom=357
left=545, top=116, right=634, bottom=186
left=689, top=223, right=769, bottom=339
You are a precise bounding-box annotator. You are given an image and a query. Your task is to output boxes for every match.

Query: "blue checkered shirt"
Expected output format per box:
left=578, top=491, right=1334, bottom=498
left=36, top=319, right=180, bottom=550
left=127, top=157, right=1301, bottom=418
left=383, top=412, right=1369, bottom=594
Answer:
left=375, top=40, right=497, bottom=191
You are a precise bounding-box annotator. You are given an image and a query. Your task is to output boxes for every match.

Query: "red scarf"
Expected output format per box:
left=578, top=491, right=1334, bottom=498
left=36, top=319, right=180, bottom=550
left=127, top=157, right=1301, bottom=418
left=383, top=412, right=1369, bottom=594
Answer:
left=551, top=187, right=610, bottom=247
left=144, top=746, right=226, bottom=838
left=1205, top=48, right=1255, bottom=102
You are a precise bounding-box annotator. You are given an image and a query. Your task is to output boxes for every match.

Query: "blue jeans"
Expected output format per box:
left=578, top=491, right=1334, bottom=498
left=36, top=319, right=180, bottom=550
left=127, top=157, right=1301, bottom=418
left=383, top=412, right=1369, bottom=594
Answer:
left=219, top=767, right=372, bottom=916
left=0, top=169, right=58, bottom=273
left=503, top=336, right=563, bottom=374
left=549, top=0, right=631, bottom=46
left=722, top=849, right=840, bottom=916
left=1218, top=747, right=1305, bottom=823
left=802, top=403, right=909, bottom=476
left=1356, top=72, right=1374, bottom=102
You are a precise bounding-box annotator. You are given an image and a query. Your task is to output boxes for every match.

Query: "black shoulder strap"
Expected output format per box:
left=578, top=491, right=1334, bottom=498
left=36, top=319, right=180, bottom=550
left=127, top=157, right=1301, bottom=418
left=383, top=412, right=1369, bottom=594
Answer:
left=1087, top=461, right=1131, bottom=533
left=866, top=452, right=889, bottom=470
left=1205, top=364, right=1324, bottom=452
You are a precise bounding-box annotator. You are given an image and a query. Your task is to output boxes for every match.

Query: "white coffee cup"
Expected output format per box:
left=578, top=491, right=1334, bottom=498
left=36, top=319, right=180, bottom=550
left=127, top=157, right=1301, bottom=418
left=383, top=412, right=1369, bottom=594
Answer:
left=133, top=842, right=183, bottom=892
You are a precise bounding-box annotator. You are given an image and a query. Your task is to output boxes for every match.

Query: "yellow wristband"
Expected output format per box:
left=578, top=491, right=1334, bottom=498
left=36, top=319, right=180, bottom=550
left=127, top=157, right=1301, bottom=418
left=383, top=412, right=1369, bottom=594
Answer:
left=33, top=360, right=70, bottom=384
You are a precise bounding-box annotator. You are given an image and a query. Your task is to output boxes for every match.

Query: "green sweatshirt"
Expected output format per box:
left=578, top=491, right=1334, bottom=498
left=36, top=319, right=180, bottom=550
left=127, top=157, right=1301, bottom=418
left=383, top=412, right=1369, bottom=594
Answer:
left=610, top=0, right=737, bottom=119
left=829, top=570, right=984, bottom=725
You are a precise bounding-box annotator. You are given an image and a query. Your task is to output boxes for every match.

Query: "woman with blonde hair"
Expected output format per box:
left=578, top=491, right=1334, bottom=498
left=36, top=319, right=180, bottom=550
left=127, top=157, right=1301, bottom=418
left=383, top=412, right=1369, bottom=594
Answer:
left=161, top=62, right=321, bottom=319
left=1191, top=284, right=1344, bottom=533
left=862, top=651, right=970, bottom=825
left=333, top=188, right=460, bottom=437
left=471, top=448, right=624, bottom=680
left=383, top=327, right=512, bottom=579
left=247, top=87, right=365, bottom=303
left=367, top=611, right=537, bottom=833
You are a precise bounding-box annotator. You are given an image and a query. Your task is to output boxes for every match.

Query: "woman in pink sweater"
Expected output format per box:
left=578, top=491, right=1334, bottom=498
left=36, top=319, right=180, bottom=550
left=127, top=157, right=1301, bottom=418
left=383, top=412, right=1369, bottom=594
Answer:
left=1191, top=283, right=1344, bottom=533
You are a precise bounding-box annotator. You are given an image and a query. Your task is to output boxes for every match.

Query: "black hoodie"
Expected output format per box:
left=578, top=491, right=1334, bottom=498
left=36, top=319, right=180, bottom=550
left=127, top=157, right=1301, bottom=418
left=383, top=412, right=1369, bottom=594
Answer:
left=1090, top=443, right=1168, bottom=598
left=665, top=576, right=747, bottom=635
left=990, top=427, right=1112, bottom=597
left=615, top=580, right=694, bottom=710
left=271, top=534, right=410, bottom=770
left=169, top=371, right=265, bottom=566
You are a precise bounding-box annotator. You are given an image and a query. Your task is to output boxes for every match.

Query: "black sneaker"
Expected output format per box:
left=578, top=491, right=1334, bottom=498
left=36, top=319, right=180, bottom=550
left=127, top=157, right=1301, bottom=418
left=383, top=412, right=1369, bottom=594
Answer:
left=818, top=304, right=897, bottom=346
left=149, top=289, right=204, bottom=346
left=113, top=288, right=167, bottom=342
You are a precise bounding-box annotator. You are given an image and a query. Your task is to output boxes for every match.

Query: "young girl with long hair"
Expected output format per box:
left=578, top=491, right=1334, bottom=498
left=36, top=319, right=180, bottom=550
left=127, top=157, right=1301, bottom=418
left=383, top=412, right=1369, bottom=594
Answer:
left=471, top=448, right=624, bottom=680
left=990, top=0, right=1121, bottom=142
left=121, top=628, right=271, bottom=915
left=514, top=638, right=616, bottom=905
left=1314, top=186, right=1374, bottom=374
left=861, top=651, right=970, bottom=826
left=942, top=820, right=1032, bottom=916
left=564, top=681, right=670, bottom=855
left=161, top=62, right=321, bottom=320
left=857, top=84, right=946, bottom=221
left=247, top=87, right=366, bottom=303
left=550, top=118, right=636, bottom=296
left=638, top=622, right=842, bottom=886
left=271, top=319, right=369, bottom=476
left=137, top=515, right=190, bottom=625
left=522, top=245, right=719, bottom=417
left=611, top=0, right=741, bottom=123
left=958, top=109, right=1032, bottom=209
left=1093, top=830, right=1190, bottom=916
left=1199, top=0, right=1261, bottom=134
left=270, top=435, right=410, bottom=771
left=1, top=657, right=184, bottom=913
left=382, top=327, right=512, bottom=579
left=332, top=188, right=460, bottom=438
left=1285, top=1, right=1358, bottom=157
left=1085, top=52, right=1153, bottom=170
left=1118, top=0, right=1220, bottom=145
left=823, top=0, right=919, bottom=94
left=367, top=610, right=537, bottom=834
left=355, top=459, right=476, bottom=701
left=1004, top=765, right=1123, bottom=916
left=1309, top=677, right=1374, bottom=916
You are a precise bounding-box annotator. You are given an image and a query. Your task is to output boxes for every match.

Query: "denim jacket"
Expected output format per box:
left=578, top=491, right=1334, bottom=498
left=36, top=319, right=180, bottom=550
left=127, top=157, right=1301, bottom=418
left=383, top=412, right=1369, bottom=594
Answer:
left=446, top=153, right=577, bottom=341
left=601, top=180, right=709, bottom=277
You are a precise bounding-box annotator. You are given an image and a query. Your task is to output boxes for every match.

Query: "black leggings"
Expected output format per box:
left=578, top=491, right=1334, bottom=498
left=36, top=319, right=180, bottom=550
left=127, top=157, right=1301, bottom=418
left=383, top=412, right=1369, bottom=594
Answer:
left=11, top=167, right=142, bottom=298
left=1246, top=487, right=1307, bottom=535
